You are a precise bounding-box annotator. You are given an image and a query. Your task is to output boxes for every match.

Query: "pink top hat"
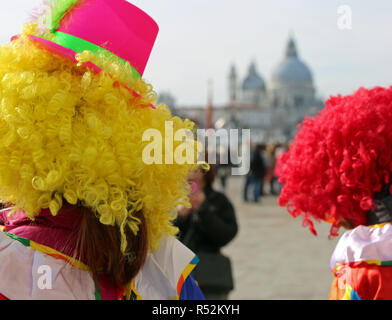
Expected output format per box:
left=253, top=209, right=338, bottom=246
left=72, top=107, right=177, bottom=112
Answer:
left=27, top=0, right=159, bottom=78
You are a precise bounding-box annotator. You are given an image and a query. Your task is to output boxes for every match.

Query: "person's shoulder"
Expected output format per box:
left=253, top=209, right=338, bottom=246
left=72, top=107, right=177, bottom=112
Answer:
left=206, top=188, right=233, bottom=207
left=133, top=236, right=199, bottom=299
left=207, top=187, right=226, bottom=199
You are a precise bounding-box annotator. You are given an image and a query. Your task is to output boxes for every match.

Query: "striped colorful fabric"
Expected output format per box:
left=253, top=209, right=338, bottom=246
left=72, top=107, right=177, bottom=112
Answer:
left=0, top=230, right=201, bottom=300
left=131, top=236, right=201, bottom=300
left=177, top=256, right=199, bottom=297
left=4, top=231, right=89, bottom=271
left=330, top=222, right=392, bottom=300
left=0, top=231, right=96, bottom=299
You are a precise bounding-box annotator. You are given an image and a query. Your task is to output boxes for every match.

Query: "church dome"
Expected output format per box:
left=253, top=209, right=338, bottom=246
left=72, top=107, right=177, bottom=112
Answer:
left=242, top=62, right=266, bottom=91
left=271, top=37, right=313, bottom=86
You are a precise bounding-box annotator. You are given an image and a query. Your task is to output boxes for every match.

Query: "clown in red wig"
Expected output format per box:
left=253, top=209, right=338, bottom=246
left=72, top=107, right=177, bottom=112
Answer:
left=279, top=86, right=392, bottom=300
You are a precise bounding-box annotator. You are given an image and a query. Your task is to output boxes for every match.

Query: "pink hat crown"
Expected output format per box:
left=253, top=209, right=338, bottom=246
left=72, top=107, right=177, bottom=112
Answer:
left=30, top=0, right=159, bottom=77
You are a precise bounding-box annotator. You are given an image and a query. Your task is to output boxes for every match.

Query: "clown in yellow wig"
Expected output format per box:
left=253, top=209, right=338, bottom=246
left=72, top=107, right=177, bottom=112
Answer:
left=0, top=0, right=206, bottom=300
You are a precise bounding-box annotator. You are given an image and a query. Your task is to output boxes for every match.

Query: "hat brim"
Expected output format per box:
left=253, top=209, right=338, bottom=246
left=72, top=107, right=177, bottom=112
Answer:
left=27, top=35, right=102, bottom=73
left=14, top=35, right=155, bottom=109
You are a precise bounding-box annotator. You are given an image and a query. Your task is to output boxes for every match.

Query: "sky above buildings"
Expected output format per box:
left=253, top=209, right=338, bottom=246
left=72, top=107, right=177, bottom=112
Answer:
left=0, top=0, right=391, bottom=107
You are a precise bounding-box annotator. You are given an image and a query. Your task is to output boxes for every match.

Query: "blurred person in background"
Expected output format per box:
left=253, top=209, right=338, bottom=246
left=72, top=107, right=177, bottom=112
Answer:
left=216, top=146, right=231, bottom=193
left=175, top=165, right=238, bottom=300
left=266, top=143, right=278, bottom=195
left=259, top=144, right=270, bottom=197
left=243, top=144, right=267, bottom=203
left=274, top=143, right=289, bottom=195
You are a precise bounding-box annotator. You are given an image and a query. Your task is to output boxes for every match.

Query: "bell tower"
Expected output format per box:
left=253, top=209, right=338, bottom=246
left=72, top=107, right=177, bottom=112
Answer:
left=228, top=64, right=237, bottom=105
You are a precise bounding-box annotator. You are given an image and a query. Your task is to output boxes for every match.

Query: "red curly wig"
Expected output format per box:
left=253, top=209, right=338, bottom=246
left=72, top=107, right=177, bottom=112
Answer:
left=278, top=86, right=392, bottom=237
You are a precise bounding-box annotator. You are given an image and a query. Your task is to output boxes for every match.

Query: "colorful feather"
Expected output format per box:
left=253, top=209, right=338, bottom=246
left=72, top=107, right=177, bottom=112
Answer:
left=29, top=0, right=83, bottom=35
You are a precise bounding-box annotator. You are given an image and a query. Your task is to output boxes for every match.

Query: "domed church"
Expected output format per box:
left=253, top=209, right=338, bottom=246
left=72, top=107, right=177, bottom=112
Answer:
left=227, top=35, right=323, bottom=142
left=239, top=61, right=267, bottom=106
left=171, top=35, right=324, bottom=143
left=270, top=37, right=315, bottom=112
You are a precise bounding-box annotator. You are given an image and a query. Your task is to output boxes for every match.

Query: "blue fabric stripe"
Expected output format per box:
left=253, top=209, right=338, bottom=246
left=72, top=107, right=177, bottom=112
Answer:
left=190, top=256, right=200, bottom=265
left=350, top=289, right=362, bottom=300
left=179, top=274, right=205, bottom=300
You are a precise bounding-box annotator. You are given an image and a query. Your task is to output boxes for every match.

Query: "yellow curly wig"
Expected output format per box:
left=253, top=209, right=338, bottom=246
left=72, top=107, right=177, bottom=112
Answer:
left=0, top=24, right=203, bottom=252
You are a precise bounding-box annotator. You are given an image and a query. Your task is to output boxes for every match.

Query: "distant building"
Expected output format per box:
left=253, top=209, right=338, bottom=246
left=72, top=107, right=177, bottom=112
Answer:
left=173, top=35, right=324, bottom=143
left=157, top=91, right=177, bottom=112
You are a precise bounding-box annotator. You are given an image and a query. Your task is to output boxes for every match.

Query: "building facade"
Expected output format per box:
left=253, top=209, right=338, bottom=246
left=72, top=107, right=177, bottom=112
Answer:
left=162, top=36, right=324, bottom=144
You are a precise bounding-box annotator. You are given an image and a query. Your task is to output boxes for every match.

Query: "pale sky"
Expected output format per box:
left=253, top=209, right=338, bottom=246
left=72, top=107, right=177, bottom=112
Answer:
left=0, top=0, right=391, bottom=106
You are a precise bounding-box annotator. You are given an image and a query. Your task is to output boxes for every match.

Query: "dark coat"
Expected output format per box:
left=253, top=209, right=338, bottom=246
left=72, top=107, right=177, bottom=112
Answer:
left=175, top=185, right=238, bottom=254
left=249, top=149, right=266, bottom=179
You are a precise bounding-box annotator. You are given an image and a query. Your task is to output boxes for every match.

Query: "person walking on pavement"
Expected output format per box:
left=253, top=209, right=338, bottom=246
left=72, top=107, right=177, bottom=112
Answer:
left=243, top=144, right=266, bottom=203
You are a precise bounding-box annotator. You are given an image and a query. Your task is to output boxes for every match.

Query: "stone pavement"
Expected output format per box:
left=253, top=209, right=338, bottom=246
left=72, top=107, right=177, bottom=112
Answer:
left=216, top=176, right=340, bottom=300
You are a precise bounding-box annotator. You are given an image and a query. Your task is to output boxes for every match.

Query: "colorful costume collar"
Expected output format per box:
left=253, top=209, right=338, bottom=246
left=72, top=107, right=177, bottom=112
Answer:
left=330, top=222, right=392, bottom=275
left=329, top=222, right=392, bottom=300
left=0, top=207, right=199, bottom=300
left=0, top=230, right=198, bottom=300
